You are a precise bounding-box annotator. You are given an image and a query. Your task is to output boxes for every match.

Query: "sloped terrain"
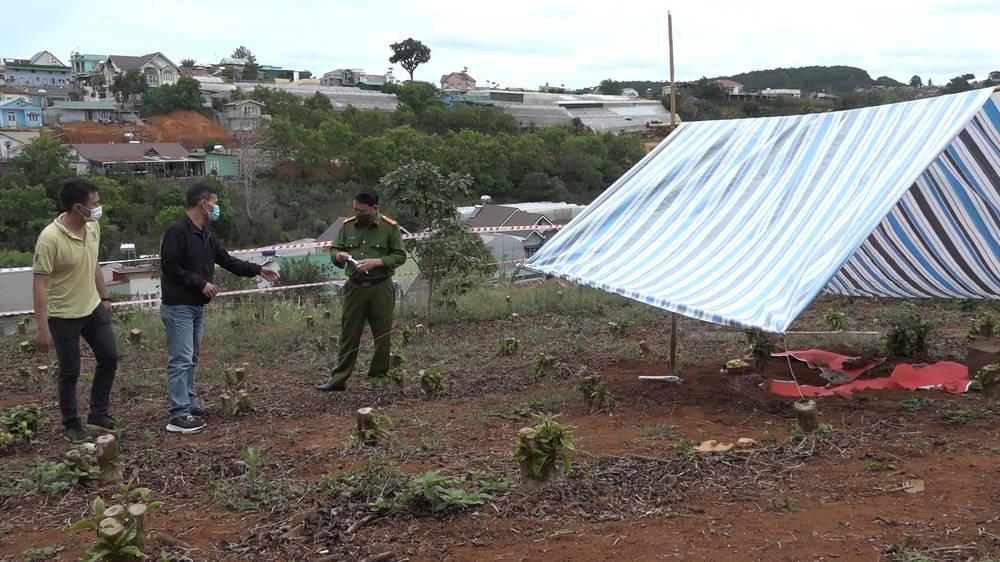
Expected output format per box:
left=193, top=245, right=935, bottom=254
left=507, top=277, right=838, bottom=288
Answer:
left=1, top=287, right=998, bottom=561
left=55, top=109, right=234, bottom=150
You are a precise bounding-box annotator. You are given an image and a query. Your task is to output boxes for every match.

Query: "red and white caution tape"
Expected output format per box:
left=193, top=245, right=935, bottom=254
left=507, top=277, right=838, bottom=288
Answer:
left=0, top=224, right=561, bottom=274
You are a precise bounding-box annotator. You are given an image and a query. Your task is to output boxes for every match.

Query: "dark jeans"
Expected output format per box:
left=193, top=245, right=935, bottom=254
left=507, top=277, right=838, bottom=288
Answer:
left=49, top=304, right=118, bottom=429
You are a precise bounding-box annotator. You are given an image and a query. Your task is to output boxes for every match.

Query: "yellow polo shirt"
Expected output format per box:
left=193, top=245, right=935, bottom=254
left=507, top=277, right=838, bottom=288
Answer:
left=33, top=215, right=101, bottom=319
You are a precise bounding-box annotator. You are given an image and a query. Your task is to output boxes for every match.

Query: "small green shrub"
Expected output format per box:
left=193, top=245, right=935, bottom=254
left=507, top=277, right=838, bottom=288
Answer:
left=532, top=351, right=555, bottom=376
left=885, top=303, right=932, bottom=356
left=0, top=405, right=42, bottom=453
left=899, top=395, right=934, bottom=411
left=498, top=337, right=520, bottom=356
left=964, top=310, right=996, bottom=342
left=418, top=368, right=444, bottom=394
left=512, top=413, right=576, bottom=482
left=14, top=458, right=99, bottom=497
left=823, top=308, right=846, bottom=331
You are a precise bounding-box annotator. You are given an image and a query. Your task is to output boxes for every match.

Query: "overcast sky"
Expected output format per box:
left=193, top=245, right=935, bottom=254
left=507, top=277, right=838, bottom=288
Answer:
left=9, top=0, right=999, bottom=90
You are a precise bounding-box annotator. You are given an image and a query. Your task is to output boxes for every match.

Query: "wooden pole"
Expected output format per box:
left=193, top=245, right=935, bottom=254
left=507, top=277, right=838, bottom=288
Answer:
left=669, top=11, right=677, bottom=129
left=668, top=12, right=679, bottom=373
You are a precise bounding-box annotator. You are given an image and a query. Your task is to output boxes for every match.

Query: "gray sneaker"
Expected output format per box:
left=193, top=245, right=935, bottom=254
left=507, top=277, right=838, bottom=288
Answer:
left=166, top=415, right=206, bottom=434
left=65, top=426, right=92, bottom=443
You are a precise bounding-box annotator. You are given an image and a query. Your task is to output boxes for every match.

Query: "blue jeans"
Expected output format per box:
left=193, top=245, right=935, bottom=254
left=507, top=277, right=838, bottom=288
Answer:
left=49, top=304, right=118, bottom=429
left=160, top=304, right=204, bottom=420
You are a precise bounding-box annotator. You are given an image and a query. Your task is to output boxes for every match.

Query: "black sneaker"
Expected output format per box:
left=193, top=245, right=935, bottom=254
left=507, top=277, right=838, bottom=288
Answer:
left=190, top=407, right=216, bottom=417
left=86, top=415, right=117, bottom=434
left=166, top=415, right=206, bottom=434
left=65, top=426, right=92, bottom=443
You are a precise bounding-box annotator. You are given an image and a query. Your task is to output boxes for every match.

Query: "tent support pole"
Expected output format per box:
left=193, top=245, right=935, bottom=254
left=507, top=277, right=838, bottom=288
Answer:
left=668, top=11, right=676, bottom=129
left=670, top=312, right=677, bottom=372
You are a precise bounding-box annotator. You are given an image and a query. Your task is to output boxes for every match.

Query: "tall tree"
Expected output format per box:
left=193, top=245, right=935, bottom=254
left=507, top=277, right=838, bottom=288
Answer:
left=180, top=58, right=196, bottom=68
left=389, top=38, right=431, bottom=81
left=1, top=136, right=75, bottom=200
left=909, top=75, right=923, bottom=88
left=380, top=161, right=490, bottom=312
left=242, top=54, right=261, bottom=81
left=598, top=79, right=623, bottom=96
left=232, top=46, right=253, bottom=60
left=110, top=69, right=148, bottom=108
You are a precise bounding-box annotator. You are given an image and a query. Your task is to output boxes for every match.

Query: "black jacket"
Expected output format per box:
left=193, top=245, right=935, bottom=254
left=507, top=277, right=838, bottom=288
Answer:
left=160, top=215, right=261, bottom=306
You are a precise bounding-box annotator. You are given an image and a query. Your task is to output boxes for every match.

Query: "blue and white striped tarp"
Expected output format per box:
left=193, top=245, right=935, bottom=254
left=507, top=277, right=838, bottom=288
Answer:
left=524, top=88, right=1000, bottom=334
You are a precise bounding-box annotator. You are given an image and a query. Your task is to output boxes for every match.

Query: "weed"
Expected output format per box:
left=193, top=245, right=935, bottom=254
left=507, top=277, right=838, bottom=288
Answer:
left=868, top=459, right=895, bottom=471
left=769, top=494, right=800, bottom=512
left=573, top=374, right=614, bottom=413
left=899, top=395, right=934, bottom=411
left=12, top=458, right=99, bottom=497
left=21, top=545, right=68, bottom=561
left=823, top=308, right=847, bottom=331
left=417, top=368, right=444, bottom=394
left=235, top=393, right=257, bottom=415
left=356, top=409, right=393, bottom=445
left=211, top=448, right=299, bottom=510
left=0, top=522, right=10, bottom=536
left=817, top=423, right=841, bottom=439
left=946, top=409, right=992, bottom=424
left=672, top=438, right=696, bottom=454
left=744, top=329, right=776, bottom=371
left=0, top=404, right=42, bottom=453
left=400, top=324, right=415, bottom=345
left=963, top=310, right=996, bottom=342
left=389, top=470, right=492, bottom=513
left=885, top=302, right=932, bottom=356
left=637, top=423, right=679, bottom=439
left=385, top=366, right=407, bottom=387
left=498, top=337, right=520, bottom=356
left=496, top=404, right=533, bottom=421
left=531, top=351, right=555, bottom=376
left=512, top=413, right=576, bottom=481
left=418, top=434, right=441, bottom=452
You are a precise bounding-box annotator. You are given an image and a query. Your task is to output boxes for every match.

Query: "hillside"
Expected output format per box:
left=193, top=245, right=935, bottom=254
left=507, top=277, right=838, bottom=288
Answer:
left=622, top=65, right=910, bottom=96
left=53, top=109, right=234, bottom=150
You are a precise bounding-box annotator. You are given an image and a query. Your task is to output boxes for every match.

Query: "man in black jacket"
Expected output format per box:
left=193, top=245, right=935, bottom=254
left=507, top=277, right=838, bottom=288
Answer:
left=159, top=183, right=278, bottom=433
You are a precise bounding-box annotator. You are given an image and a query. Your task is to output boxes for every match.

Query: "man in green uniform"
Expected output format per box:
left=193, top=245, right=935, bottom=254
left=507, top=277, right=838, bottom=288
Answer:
left=316, top=186, right=407, bottom=392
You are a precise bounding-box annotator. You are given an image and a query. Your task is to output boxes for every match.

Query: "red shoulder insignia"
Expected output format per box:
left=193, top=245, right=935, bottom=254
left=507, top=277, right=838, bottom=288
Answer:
left=343, top=216, right=357, bottom=222
left=382, top=215, right=398, bottom=226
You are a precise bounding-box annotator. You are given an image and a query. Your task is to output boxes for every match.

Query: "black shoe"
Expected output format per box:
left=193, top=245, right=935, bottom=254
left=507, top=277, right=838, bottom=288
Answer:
left=65, top=426, right=92, bottom=443
left=315, top=382, right=347, bottom=392
left=166, top=415, right=206, bottom=434
left=190, top=407, right=216, bottom=417
left=86, top=415, right=117, bottom=433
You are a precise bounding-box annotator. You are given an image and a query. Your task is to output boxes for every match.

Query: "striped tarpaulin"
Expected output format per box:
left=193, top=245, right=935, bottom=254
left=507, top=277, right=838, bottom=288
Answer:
left=525, top=88, right=1000, bottom=334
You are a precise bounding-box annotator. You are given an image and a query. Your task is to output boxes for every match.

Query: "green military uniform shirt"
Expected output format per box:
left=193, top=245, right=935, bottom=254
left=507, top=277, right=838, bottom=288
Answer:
left=331, top=212, right=407, bottom=279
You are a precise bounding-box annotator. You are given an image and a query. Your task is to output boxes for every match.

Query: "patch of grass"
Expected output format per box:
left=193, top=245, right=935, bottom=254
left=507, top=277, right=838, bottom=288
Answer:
left=20, top=544, right=68, bottom=561
left=672, top=438, right=696, bottom=454
left=899, top=395, right=934, bottom=411
left=946, top=409, right=992, bottom=424
left=868, top=459, right=895, bottom=471
left=9, top=458, right=99, bottom=497
left=636, top=423, right=679, bottom=439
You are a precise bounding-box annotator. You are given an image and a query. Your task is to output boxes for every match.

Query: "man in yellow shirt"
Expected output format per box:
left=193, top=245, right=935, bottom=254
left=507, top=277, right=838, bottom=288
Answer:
left=33, top=179, right=118, bottom=443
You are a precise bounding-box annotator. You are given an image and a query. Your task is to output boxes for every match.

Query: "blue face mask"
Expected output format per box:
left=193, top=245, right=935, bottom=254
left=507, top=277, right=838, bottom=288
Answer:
left=207, top=202, right=220, bottom=222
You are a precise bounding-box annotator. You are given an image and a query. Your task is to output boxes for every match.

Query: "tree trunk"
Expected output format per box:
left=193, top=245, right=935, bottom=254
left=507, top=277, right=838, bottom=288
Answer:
left=96, top=434, right=123, bottom=484
left=794, top=399, right=820, bottom=433
left=128, top=503, right=148, bottom=553
left=357, top=407, right=376, bottom=445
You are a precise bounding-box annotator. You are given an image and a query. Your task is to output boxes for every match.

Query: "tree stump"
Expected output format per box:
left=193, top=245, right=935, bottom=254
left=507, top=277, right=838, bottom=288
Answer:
left=17, top=321, right=26, bottom=334
left=96, top=434, right=123, bottom=484
left=220, top=393, right=234, bottom=415
left=64, top=449, right=88, bottom=470
left=639, top=341, right=652, bottom=359
left=793, top=400, right=820, bottom=433
left=306, top=316, right=314, bottom=327
left=557, top=291, right=563, bottom=299
left=20, top=341, right=31, bottom=354
left=98, top=517, right=124, bottom=542
left=234, top=365, right=247, bottom=385
left=37, top=365, right=49, bottom=376
left=128, top=503, right=148, bottom=552
left=517, top=431, right=556, bottom=491
left=323, top=309, right=331, bottom=319
left=980, top=369, right=1000, bottom=404
left=415, top=324, right=425, bottom=337
left=128, top=329, right=142, bottom=344
left=356, top=407, right=376, bottom=445
left=608, top=322, right=618, bottom=335
left=103, top=504, right=125, bottom=520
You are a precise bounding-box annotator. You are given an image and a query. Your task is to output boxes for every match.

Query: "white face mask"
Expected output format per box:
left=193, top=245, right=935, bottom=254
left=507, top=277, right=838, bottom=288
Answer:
left=80, top=204, right=103, bottom=222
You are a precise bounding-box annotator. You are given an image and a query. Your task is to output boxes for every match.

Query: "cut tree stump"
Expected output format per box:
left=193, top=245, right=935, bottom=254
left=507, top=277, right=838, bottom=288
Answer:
left=129, top=503, right=148, bottom=552
left=64, top=449, right=88, bottom=470
left=20, top=341, right=31, bottom=353
left=220, top=393, right=234, bottom=415
left=96, top=434, right=123, bottom=484
left=639, top=341, right=652, bottom=359
left=128, top=329, right=142, bottom=344
left=234, top=365, right=247, bottom=384
left=17, top=321, right=26, bottom=334
left=98, top=518, right=124, bottom=542
left=357, top=407, right=376, bottom=445
left=794, top=399, right=820, bottom=433
left=967, top=341, right=1000, bottom=381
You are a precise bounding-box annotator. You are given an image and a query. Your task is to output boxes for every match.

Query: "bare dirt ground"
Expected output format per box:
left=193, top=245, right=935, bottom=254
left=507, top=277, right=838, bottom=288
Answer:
left=53, top=109, right=234, bottom=150
left=1, top=287, right=999, bottom=562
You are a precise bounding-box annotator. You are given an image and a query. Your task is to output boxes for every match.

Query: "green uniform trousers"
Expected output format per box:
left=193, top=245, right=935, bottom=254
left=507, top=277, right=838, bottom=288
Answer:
left=328, top=279, right=395, bottom=385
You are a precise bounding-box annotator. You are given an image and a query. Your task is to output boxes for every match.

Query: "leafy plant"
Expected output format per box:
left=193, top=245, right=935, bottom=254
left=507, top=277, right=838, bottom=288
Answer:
left=356, top=410, right=393, bottom=445
left=385, top=366, right=407, bottom=387
left=498, top=337, right=520, bottom=356
left=0, top=404, right=41, bottom=453
left=212, top=447, right=298, bottom=510
left=418, top=368, right=444, bottom=394
left=69, top=481, right=162, bottom=562
left=14, top=458, right=99, bottom=496
left=946, top=409, right=992, bottom=424
left=744, top=329, right=776, bottom=372
left=235, top=393, right=256, bottom=415
left=512, top=413, right=576, bottom=482
left=531, top=351, right=555, bottom=376
left=672, top=437, right=696, bottom=454
left=573, top=374, right=613, bottom=413
left=823, top=308, right=846, bottom=331
left=400, top=324, right=415, bottom=345
left=963, top=310, right=996, bottom=342
left=885, top=302, right=932, bottom=356
left=389, top=470, right=491, bottom=514
left=899, top=395, right=934, bottom=411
